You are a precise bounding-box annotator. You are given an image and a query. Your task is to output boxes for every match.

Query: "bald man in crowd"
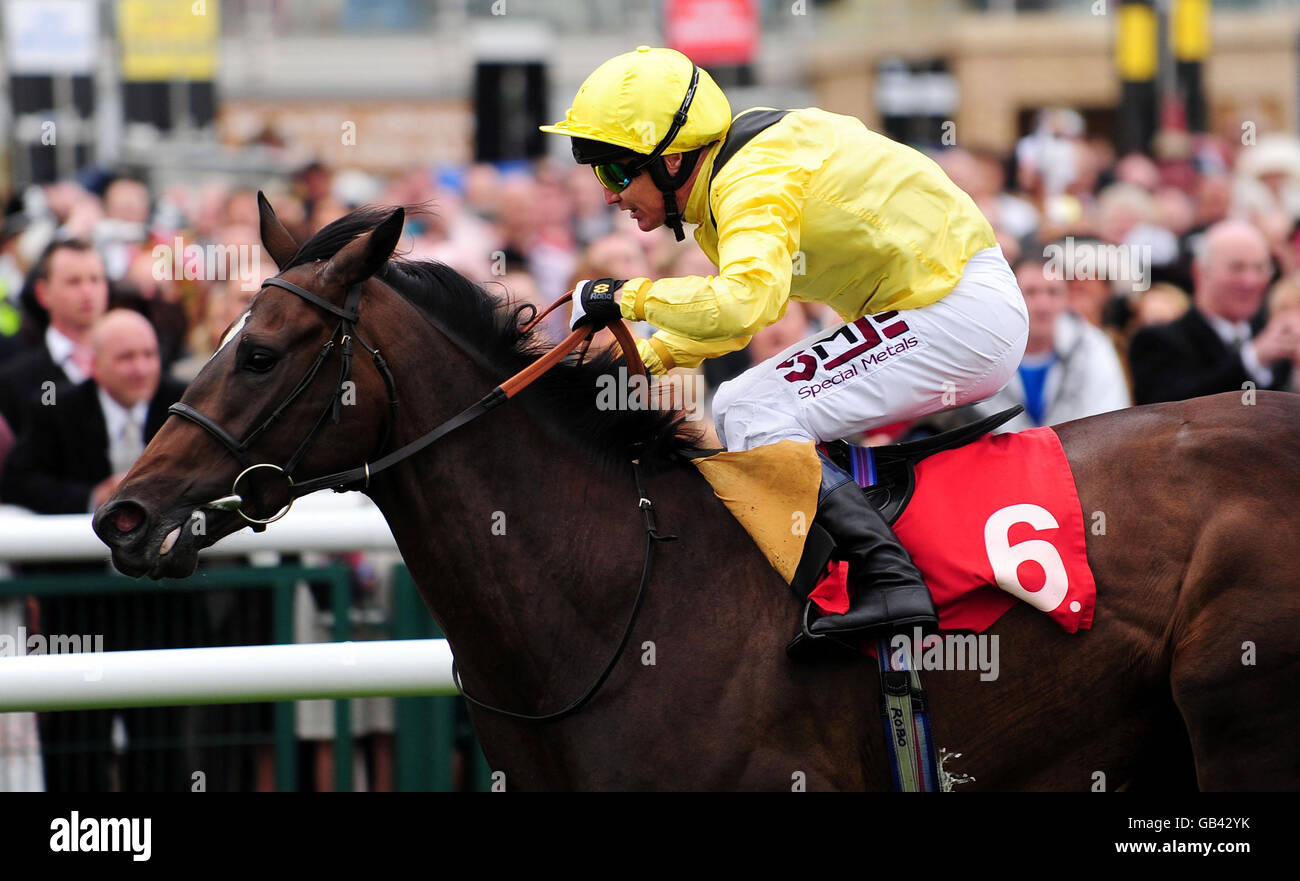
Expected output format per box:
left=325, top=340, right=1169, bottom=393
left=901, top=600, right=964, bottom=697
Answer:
left=1, top=309, right=186, bottom=512
left=1129, top=220, right=1300, bottom=404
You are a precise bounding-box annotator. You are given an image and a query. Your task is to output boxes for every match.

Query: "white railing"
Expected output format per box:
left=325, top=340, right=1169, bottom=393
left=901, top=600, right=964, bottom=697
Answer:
left=0, top=639, right=457, bottom=713
left=0, top=494, right=458, bottom=713
left=0, top=492, right=398, bottom=562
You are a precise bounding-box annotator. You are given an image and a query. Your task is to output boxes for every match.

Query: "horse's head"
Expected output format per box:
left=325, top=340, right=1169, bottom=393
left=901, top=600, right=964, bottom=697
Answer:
left=93, top=195, right=405, bottom=578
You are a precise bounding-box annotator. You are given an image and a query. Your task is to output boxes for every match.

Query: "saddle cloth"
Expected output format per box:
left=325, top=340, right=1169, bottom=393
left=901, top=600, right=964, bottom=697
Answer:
left=694, top=425, right=1097, bottom=635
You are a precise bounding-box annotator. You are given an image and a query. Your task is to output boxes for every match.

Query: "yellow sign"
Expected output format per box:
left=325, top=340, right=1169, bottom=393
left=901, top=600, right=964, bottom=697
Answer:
left=119, top=0, right=219, bottom=81
left=1115, top=3, right=1158, bottom=82
left=1173, top=0, right=1211, bottom=62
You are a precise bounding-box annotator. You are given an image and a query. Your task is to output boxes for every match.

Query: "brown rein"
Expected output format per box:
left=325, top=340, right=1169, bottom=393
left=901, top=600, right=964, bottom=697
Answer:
left=505, top=291, right=647, bottom=398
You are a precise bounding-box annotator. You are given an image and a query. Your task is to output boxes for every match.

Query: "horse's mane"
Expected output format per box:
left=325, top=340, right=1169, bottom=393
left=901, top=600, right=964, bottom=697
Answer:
left=286, top=207, right=705, bottom=467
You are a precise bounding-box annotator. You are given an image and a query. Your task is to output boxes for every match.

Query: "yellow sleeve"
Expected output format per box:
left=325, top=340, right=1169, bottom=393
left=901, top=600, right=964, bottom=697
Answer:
left=635, top=328, right=753, bottom=375
left=618, top=148, right=808, bottom=368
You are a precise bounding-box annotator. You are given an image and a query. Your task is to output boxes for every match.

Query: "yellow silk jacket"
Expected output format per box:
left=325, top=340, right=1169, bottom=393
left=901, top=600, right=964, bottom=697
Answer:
left=620, top=108, right=997, bottom=374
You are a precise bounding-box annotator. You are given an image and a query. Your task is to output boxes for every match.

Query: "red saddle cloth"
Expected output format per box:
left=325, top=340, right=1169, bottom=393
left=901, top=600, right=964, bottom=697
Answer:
left=809, top=426, right=1096, bottom=634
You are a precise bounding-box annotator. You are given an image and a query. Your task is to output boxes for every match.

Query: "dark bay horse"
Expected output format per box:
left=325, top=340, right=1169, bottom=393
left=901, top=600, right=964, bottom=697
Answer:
left=94, top=201, right=1300, bottom=790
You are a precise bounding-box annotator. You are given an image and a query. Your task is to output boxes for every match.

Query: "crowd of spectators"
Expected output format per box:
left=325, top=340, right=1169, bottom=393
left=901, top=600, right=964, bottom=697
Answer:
left=1, top=106, right=1299, bottom=790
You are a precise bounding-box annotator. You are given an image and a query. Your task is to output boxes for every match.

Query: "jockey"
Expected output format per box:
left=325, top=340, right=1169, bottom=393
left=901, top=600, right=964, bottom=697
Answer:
left=541, top=47, right=1029, bottom=656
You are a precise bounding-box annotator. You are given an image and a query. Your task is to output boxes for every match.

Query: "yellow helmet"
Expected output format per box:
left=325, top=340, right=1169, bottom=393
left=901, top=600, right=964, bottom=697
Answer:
left=539, top=46, right=731, bottom=161
left=540, top=47, right=731, bottom=240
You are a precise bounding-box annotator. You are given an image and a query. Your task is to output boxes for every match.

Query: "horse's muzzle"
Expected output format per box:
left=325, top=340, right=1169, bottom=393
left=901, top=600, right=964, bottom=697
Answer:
left=93, top=499, right=204, bottom=579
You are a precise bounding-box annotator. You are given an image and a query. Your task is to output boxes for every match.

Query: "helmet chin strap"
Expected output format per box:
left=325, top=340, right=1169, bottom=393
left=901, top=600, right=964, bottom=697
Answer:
left=647, top=147, right=702, bottom=242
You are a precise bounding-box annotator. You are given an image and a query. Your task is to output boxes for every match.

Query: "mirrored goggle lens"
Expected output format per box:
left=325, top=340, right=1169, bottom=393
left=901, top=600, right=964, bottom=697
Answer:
left=594, top=163, right=632, bottom=192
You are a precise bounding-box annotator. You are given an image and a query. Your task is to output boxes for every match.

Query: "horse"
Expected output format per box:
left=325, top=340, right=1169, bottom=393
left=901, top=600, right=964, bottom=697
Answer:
left=94, top=199, right=1300, bottom=790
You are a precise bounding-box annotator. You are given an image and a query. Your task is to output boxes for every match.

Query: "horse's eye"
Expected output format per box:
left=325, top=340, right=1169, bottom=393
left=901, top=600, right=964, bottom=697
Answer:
left=245, top=350, right=278, bottom=373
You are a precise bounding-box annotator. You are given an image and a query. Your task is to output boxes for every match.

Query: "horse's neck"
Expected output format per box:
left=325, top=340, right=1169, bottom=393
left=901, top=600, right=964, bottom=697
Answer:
left=368, top=384, right=663, bottom=708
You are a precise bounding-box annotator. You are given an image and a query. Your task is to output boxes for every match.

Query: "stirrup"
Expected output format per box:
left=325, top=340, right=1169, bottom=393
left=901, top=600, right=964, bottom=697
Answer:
left=786, top=600, right=863, bottom=662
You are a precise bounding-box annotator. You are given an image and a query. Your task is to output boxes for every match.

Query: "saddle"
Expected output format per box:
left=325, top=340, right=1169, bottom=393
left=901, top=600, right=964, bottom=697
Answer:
left=789, top=405, right=1024, bottom=599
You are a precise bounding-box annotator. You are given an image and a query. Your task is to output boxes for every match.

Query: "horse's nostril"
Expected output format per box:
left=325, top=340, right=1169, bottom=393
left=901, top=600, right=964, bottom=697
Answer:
left=109, top=502, right=146, bottom=535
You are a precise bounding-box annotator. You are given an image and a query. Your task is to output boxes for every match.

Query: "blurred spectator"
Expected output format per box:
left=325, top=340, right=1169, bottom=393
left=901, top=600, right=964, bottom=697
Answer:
left=1129, top=282, right=1192, bottom=332
left=568, top=164, right=617, bottom=245
left=0, top=214, right=34, bottom=360
left=1130, top=220, right=1298, bottom=404
left=1096, top=182, right=1180, bottom=268
left=292, top=161, right=333, bottom=221
left=1153, top=187, right=1197, bottom=240
left=748, top=302, right=813, bottom=365
left=462, top=163, right=502, bottom=223
left=2, top=309, right=188, bottom=792
left=1113, top=152, right=1162, bottom=193
left=0, top=239, right=108, bottom=437
left=171, top=276, right=257, bottom=383
left=974, top=256, right=1130, bottom=432
left=494, top=176, right=577, bottom=304
left=493, top=270, right=554, bottom=339
left=1016, top=108, right=1086, bottom=200
left=2, top=309, right=184, bottom=512
left=1049, top=237, right=1119, bottom=330
left=1268, top=273, right=1300, bottom=317
left=96, top=177, right=151, bottom=280
left=1233, top=134, right=1300, bottom=221
left=974, top=147, right=1040, bottom=241
left=1267, top=274, right=1300, bottom=391
left=1254, top=209, right=1299, bottom=278
left=579, top=232, right=653, bottom=282
left=112, top=249, right=190, bottom=370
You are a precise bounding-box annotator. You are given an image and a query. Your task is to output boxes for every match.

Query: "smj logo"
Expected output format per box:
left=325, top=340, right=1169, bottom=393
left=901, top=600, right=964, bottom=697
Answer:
left=152, top=238, right=264, bottom=290
left=595, top=367, right=707, bottom=421
left=777, top=312, right=921, bottom=398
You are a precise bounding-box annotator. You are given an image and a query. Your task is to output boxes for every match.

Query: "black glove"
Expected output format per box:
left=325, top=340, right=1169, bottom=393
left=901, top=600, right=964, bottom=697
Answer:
left=569, top=278, right=627, bottom=330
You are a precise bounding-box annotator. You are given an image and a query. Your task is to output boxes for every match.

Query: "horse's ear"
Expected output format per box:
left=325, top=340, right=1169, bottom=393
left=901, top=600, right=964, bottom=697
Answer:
left=258, top=191, right=299, bottom=269
left=322, top=208, right=405, bottom=289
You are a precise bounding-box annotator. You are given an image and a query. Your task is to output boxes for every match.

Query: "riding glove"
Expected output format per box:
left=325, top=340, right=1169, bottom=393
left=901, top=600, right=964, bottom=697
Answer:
left=569, top=278, right=627, bottom=330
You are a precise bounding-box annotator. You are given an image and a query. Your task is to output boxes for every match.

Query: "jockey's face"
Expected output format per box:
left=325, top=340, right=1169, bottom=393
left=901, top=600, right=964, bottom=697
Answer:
left=602, top=153, right=690, bottom=233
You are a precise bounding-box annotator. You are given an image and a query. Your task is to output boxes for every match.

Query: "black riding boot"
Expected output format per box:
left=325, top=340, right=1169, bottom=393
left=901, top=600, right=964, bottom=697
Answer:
left=788, top=453, right=938, bottom=660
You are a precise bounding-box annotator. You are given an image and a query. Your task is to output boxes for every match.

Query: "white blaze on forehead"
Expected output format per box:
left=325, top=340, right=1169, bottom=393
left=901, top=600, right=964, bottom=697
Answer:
left=211, top=310, right=250, bottom=362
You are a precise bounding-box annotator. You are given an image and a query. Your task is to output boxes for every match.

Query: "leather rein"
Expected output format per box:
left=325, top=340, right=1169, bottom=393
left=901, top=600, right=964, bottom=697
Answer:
left=168, top=272, right=670, bottom=722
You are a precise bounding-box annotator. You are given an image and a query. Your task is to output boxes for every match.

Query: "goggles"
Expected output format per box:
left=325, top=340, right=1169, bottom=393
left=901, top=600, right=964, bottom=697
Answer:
left=589, top=64, right=701, bottom=194
left=593, top=160, right=643, bottom=193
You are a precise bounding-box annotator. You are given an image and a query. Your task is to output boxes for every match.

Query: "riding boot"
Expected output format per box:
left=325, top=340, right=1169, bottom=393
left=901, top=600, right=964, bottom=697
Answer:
left=788, top=452, right=938, bottom=660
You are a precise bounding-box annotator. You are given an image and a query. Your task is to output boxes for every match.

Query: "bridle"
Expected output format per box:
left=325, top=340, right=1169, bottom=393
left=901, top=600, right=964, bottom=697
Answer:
left=170, top=273, right=647, bottom=528
left=168, top=268, right=671, bottom=722
left=168, top=276, right=398, bottom=529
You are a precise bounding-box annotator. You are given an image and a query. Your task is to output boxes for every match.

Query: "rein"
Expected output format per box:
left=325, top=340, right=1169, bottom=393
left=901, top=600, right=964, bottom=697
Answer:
left=454, top=460, right=676, bottom=723
left=170, top=273, right=669, bottom=722
left=172, top=281, right=647, bottom=516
